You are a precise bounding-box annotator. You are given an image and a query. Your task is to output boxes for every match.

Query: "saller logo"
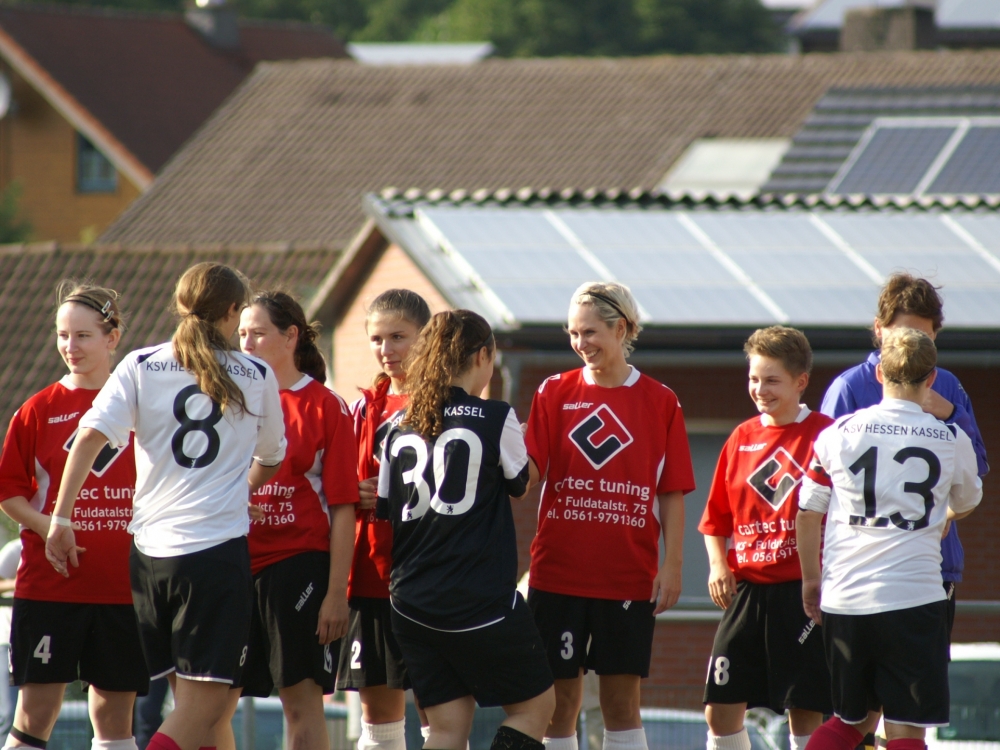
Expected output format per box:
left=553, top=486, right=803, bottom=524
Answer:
left=569, top=405, right=633, bottom=470
left=747, top=447, right=805, bottom=509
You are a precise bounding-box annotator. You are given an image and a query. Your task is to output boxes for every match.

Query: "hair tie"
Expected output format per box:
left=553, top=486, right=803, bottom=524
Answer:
left=465, top=333, right=494, bottom=358
left=583, top=290, right=629, bottom=323
left=66, top=295, right=116, bottom=326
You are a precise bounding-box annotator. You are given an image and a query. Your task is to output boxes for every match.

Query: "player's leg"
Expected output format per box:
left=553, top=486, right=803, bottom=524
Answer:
left=204, top=688, right=240, bottom=750
left=5, top=684, right=66, bottom=747
left=338, top=598, right=407, bottom=750
left=526, top=589, right=587, bottom=747
left=423, top=696, right=477, bottom=749
left=88, top=689, right=138, bottom=747
left=277, top=680, right=328, bottom=750
left=589, top=599, right=655, bottom=750
left=158, top=679, right=235, bottom=749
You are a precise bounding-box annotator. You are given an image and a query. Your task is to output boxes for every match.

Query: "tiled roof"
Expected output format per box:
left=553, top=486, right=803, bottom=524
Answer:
left=100, top=50, right=1000, bottom=247
left=0, top=243, right=338, bottom=440
left=763, top=85, right=1000, bottom=193
left=0, top=2, right=346, bottom=175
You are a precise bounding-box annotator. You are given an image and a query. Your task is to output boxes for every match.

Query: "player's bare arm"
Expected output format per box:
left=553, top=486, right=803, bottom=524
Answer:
left=651, top=491, right=684, bottom=615
left=1, top=495, right=51, bottom=538
left=704, top=535, right=736, bottom=609
left=796, top=508, right=824, bottom=624
left=248, top=458, right=282, bottom=493
left=318, top=502, right=354, bottom=644
left=46, top=426, right=107, bottom=575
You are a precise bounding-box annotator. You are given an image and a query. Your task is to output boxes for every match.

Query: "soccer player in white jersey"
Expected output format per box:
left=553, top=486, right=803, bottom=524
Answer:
left=338, top=289, right=432, bottom=750
left=0, top=283, right=146, bottom=750
left=376, top=310, right=555, bottom=750
left=797, top=328, right=982, bottom=750
left=45, top=263, right=287, bottom=750
left=229, top=291, right=358, bottom=750
left=523, top=282, right=695, bottom=750
left=700, top=327, right=832, bottom=750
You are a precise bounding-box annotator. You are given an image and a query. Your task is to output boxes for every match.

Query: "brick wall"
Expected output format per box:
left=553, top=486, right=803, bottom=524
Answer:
left=0, top=67, right=141, bottom=242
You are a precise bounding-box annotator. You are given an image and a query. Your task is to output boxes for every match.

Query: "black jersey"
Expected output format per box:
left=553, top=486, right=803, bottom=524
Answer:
left=376, top=387, right=530, bottom=631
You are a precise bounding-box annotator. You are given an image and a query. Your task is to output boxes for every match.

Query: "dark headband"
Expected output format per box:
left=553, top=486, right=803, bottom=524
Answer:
left=65, top=295, right=116, bottom=326
left=583, top=290, right=629, bottom=322
left=466, top=332, right=495, bottom=358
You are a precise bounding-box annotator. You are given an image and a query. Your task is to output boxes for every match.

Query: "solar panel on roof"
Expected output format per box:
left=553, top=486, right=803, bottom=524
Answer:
left=926, top=126, right=1000, bottom=194
left=831, top=126, right=955, bottom=194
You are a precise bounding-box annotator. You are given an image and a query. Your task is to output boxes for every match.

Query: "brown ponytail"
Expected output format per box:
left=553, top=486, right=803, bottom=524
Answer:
left=880, top=327, right=937, bottom=387
left=250, top=291, right=327, bottom=383
left=172, top=262, right=251, bottom=415
left=403, top=310, right=494, bottom=439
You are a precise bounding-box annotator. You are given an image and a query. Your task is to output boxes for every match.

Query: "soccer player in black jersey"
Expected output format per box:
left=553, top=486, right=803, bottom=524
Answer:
left=376, top=310, right=555, bottom=750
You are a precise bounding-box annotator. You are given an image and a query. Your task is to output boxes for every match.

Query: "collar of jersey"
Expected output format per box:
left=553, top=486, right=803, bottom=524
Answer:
left=288, top=374, right=312, bottom=392
left=880, top=397, right=925, bottom=413
left=758, top=404, right=810, bottom=427
left=581, top=365, right=640, bottom=387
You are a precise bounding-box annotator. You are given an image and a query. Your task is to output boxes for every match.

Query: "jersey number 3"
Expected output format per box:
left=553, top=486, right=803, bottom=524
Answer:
left=391, top=428, right=483, bottom=521
left=171, top=385, right=223, bottom=469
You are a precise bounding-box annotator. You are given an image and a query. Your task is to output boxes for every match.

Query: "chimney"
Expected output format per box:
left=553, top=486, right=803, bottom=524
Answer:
left=185, top=0, right=240, bottom=50
left=841, top=3, right=935, bottom=51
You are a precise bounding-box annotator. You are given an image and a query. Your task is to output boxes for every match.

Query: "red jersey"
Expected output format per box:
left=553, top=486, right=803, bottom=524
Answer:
left=0, top=378, right=136, bottom=604
left=526, top=367, right=696, bottom=601
left=249, top=376, right=359, bottom=575
left=348, top=378, right=407, bottom=599
left=698, top=408, right=833, bottom=584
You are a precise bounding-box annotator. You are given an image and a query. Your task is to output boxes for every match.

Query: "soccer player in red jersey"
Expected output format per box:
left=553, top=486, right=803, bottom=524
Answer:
left=231, top=291, right=358, bottom=750
left=337, top=290, right=431, bottom=750
left=46, top=263, right=287, bottom=750
left=523, top=282, right=696, bottom=750
left=0, top=282, right=147, bottom=750
left=699, top=327, right=833, bottom=750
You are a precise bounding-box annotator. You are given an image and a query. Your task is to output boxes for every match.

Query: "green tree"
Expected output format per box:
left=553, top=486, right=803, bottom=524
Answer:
left=0, top=182, right=32, bottom=245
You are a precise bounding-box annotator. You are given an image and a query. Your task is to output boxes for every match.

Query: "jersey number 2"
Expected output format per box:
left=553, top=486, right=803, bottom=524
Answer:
left=171, top=385, right=223, bottom=468
left=848, top=446, right=941, bottom=530
left=392, top=428, right=483, bottom=521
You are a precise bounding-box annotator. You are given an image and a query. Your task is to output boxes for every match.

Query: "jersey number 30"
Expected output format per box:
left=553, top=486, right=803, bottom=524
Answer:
left=171, top=385, right=223, bottom=469
left=391, top=428, right=483, bottom=521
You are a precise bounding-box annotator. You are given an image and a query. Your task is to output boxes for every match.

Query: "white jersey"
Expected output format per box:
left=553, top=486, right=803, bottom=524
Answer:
left=799, top=398, right=981, bottom=615
left=81, top=343, right=287, bottom=557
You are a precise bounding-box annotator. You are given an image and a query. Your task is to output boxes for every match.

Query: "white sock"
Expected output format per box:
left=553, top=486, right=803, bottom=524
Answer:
left=359, top=720, right=405, bottom=750
left=92, top=740, right=139, bottom=750
left=789, top=735, right=811, bottom=750
left=421, top=725, right=431, bottom=741
left=603, top=728, right=647, bottom=750
left=707, top=728, right=752, bottom=750
left=544, top=737, right=579, bottom=750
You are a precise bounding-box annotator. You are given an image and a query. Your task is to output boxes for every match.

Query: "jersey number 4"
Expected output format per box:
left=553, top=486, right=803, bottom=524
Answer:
left=391, top=429, right=483, bottom=521
left=171, top=386, right=223, bottom=469
left=848, top=446, right=940, bottom=531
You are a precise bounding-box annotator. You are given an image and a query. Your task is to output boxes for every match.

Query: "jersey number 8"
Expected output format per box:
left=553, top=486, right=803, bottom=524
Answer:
left=171, top=385, right=223, bottom=469
left=391, top=428, right=484, bottom=521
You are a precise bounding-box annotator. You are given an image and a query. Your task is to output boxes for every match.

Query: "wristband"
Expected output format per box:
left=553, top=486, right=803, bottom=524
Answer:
left=51, top=515, right=73, bottom=528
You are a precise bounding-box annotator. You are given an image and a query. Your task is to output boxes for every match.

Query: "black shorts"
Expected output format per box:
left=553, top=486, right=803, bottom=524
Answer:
left=130, top=537, right=252, bottom=684
left=823, top=600, right=950, bottom=727
left=240, top=551, right=338, bottom=697
left=9, top=599, right=149, bottom=694
left=391, top=593, right=553, bottom=708
left=703, top=580, right=832, bottom=714
left=336, top=597, right=409, bottom=691
left=528, top=588, right=655, bottom=679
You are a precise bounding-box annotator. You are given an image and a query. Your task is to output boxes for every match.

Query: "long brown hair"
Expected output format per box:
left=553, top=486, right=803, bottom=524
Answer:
left=403, top=310, right=494, bottom=439
left=172, top=262, right=251, bottom=414
left=250, top=291, right=327, bottom=383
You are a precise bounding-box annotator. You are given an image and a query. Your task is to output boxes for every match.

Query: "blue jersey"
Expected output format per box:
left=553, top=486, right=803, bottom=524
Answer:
left=820, top=351, right=989, bottom=581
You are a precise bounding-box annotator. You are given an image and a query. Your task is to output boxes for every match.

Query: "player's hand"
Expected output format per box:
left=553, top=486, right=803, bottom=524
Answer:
left=248, top=502, right=264, bottom=523
left=650, top=560, right=682, bottom=615
left=941, top=518, right=953, bottom=539
left=922, top=388, right=954, bottom=421
left=317, top=592, right=349, bottom=645
left=802, top=578, right=822, bottom=625
left=45, top=523, right=86, bottom=578
left=358, top=478, right=378, bottom=510
left=708, top=562, right=737, bottom=610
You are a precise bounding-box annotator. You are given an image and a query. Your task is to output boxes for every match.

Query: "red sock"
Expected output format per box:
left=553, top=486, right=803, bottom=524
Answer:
left=886, top=739, right=924, bottom=750
left=199, top=747, right=217, bottom=750
left=147, top=733, right=183, bottom=750
left=806, top=718, right=865, bottom=750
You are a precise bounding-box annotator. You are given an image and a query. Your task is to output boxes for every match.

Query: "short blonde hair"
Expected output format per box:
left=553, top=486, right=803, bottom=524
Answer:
left=569, top=282, right=643, bottom=356
left=880, top=327, right=937, bottom=386
left=744, top=326, right=813, bottom=376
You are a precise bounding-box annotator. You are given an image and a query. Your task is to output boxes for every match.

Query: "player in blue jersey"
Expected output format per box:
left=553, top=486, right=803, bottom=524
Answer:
left=820, top=273, right=987, bottom=636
